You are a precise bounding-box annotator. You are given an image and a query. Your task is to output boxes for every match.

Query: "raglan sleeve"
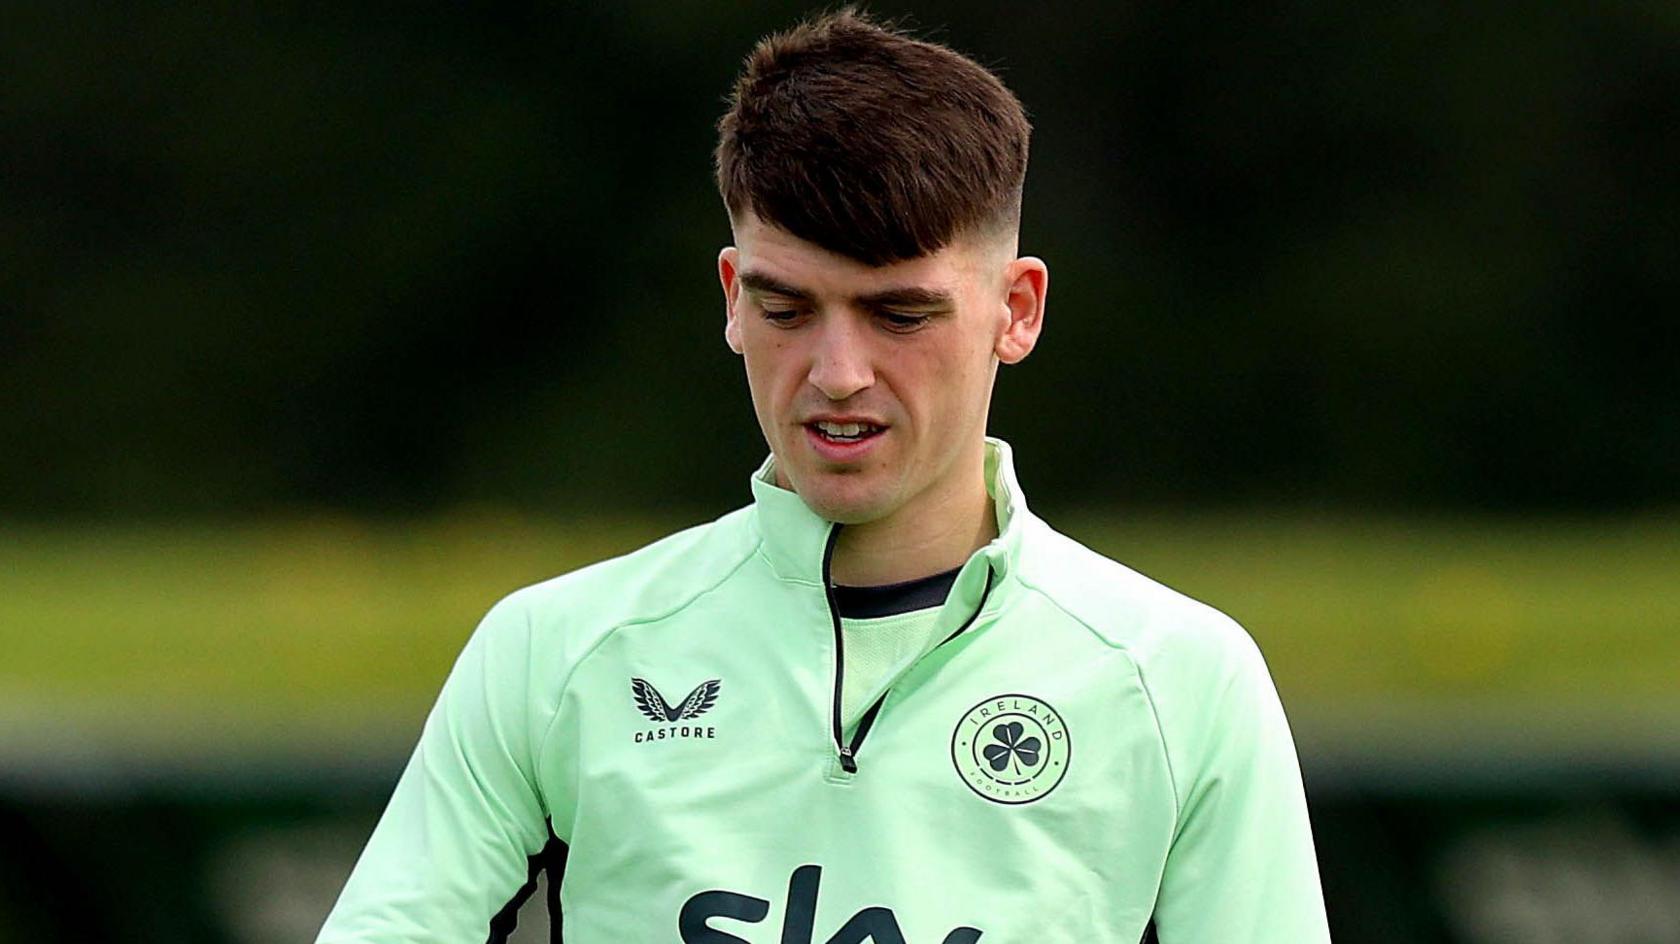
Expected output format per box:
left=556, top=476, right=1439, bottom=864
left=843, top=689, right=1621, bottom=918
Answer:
left=316, top=591, right=556, bottom=943
left=1149, top=614, right=1331, bottom=943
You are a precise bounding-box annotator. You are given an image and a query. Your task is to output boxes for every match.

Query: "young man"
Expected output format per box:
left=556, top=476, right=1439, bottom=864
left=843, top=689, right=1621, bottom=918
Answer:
left=319, top=10, right=1329, bottom=943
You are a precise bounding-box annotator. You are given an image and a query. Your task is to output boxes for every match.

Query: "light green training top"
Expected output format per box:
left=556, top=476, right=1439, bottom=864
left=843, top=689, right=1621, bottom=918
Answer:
left=318, top=438, right=1330, bottom=944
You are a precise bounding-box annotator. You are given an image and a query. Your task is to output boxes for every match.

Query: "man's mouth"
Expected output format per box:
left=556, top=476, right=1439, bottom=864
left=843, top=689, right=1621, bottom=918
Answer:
left=808, top=420, right=887, bottom=443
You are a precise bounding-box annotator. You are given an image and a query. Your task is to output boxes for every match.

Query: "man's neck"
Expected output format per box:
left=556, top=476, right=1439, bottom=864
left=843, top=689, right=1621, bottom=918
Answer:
left=825, top=460, right=999, bottom=588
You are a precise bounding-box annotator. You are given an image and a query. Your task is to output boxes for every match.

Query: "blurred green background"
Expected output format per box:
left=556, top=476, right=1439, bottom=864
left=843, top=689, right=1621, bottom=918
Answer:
left=2, top=2, right=1677, bottom=942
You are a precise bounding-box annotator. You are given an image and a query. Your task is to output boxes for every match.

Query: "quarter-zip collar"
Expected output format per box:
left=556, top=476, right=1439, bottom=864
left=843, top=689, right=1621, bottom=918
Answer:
left=748, top=436, right=1027, bottom=617
left=751, top=437, right=1029, bottom=776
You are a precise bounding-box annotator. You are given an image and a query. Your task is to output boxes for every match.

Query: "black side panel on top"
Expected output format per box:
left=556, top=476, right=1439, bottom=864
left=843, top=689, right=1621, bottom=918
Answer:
left=545, top=834, right=570, bottom=943
left=486, top=820, right=567, bottom=944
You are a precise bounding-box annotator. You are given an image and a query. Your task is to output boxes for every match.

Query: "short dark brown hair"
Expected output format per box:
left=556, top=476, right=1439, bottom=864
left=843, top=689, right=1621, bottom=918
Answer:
left=715, top=8, right=1031, bottom=266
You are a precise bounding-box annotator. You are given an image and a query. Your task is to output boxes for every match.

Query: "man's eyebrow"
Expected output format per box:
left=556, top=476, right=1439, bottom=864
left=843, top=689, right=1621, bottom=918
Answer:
left=739, top=271, right=812, bottom=301
left=739, top=270, right=954, bottom=309
left=854, top=285, right=955, bottom=310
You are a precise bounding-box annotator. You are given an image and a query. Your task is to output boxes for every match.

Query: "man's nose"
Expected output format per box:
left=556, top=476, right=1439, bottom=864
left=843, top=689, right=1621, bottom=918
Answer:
left=807, top=316, right=874, bottom=401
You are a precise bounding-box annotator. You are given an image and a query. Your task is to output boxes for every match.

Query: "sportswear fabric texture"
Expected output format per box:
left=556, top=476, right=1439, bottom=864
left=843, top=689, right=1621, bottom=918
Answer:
left=838, top=608, right=943, bottom=733
left=833, top=566, right=958, bottom=730
left=317, top=438, right=1330, bottom=943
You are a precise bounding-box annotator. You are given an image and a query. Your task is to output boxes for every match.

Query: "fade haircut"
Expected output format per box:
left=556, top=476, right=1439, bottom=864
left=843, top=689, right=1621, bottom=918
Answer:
left=715, top=7, right=1031, bottom=266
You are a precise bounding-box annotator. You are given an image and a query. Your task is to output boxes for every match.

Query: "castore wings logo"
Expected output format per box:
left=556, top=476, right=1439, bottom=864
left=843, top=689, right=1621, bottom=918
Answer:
left=630, top=677, right=722, bottom=744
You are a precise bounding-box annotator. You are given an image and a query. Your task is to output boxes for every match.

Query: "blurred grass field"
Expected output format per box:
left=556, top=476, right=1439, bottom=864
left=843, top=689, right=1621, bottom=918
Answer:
left=3, top=509, right=1678, bottom=764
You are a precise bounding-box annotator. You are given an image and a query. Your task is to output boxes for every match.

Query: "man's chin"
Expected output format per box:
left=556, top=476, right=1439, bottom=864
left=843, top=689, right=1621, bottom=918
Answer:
left=788, top=475, right=893, bottom=526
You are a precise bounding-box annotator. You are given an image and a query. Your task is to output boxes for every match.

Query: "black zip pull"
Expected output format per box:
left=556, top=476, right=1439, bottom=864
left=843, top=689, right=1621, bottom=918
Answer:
left=838, top=745, right=858, bottom=773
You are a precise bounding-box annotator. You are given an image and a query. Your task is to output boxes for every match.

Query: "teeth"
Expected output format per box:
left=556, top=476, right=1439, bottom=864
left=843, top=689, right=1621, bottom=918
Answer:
left=815, top=421, right=877, bottom=438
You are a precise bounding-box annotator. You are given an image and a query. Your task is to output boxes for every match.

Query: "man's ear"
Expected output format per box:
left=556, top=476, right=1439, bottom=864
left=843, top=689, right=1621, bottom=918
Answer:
left=719, top=246, right=744, bottom=355
left=996, top=256, right=1048, bottom=365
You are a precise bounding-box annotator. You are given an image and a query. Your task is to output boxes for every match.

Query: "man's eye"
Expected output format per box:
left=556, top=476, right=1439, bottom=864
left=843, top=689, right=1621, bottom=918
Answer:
left=881, top=311, right=930, bottom=331
left=760, top=306, right=801, bottom=323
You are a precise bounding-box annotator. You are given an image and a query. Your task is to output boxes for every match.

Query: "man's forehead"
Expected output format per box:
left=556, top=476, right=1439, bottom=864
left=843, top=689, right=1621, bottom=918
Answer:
left=732, top=215, right=978, bottom=295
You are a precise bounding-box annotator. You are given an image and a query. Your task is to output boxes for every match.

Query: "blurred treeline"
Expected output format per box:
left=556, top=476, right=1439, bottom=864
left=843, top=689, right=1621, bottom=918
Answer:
left=3, top=2, right=1675, bottom=519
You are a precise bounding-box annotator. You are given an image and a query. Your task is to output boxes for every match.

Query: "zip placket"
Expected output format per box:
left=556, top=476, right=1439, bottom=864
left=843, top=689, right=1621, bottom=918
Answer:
left=821, top=524, right=998, bottom=774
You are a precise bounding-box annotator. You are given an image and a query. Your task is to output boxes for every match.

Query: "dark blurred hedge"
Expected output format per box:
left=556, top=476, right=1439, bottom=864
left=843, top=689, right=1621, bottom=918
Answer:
left=3, top=2, right=1675, bottom=517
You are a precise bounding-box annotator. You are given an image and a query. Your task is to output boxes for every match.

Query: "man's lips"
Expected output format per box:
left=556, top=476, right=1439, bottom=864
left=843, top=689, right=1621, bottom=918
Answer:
left=803, top=417, right=888, bottom=438
left=802, top=419, right=888, bottom=460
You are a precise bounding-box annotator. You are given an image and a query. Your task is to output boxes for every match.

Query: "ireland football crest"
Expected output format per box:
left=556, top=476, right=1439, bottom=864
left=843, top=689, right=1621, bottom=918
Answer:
left=951, top=693, right=1070, bottom=804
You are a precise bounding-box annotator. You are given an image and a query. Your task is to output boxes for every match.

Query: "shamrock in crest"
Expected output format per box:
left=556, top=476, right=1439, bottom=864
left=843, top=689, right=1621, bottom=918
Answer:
left=983, top=721, right=1042, bottom=777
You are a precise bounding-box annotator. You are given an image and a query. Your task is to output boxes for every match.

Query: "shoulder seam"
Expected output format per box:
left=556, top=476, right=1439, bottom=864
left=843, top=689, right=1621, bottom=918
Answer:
left=1014, top=574, right=1184, bottom=825
left=532, top=535, right=761, bottom=804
